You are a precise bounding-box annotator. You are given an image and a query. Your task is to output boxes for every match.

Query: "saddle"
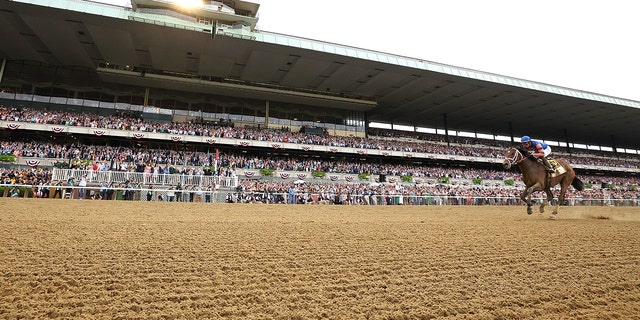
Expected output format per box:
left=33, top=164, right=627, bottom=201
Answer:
left=547, top=158, right=566, bottom=175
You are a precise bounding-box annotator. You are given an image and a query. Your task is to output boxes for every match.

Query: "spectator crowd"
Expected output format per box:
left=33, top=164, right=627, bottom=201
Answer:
left=1, top=106, right=639, bottom=203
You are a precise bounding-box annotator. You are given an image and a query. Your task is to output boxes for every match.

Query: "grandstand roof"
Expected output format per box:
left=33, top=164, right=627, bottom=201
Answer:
left=1, top=0, right=639, bottom=150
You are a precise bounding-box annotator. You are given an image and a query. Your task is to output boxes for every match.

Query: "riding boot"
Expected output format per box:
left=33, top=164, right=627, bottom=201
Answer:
left=541, top=157, right=554, bottom=172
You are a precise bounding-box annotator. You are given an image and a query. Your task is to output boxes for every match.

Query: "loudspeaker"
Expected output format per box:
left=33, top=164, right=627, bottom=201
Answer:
left=379, top=174, right=386, bottom=182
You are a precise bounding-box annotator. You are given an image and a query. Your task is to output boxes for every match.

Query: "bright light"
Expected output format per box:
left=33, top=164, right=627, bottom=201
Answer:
left=174, top=0, right=203, bottom=8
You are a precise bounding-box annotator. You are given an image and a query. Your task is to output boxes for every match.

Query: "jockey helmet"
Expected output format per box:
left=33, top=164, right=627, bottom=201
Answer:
left=521, top=136, right=531, bottom=143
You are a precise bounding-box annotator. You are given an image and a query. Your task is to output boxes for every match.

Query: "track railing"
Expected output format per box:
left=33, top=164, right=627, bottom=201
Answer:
left=2, top=184, right=638, bottom=206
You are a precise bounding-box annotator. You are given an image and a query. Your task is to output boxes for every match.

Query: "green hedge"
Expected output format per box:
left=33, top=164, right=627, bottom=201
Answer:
left=312, top=171, right=326, bottom=178
left=260, top=168, right=275, bottom=176
left=0, top=154, right=16, bottom=162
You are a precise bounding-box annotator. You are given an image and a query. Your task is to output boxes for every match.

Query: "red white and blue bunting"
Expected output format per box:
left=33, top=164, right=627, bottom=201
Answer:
left=7, top=123, right=20, bottom=130
left=301, top=146, right=311, bottom=151
left=345, top=176, right=354, bottom=182
left=206, top=138, right=216, bottom=144
left=297, top=173, right=307, bottom=180
left=329, top=175, right=339, bottom=181
left=132, top=133, right=145, bottom=139
left=170, top=136, right=182, bottom=142
left=239, top=141, right=250, bottom=147
left=244, top=171, right=256, bottom=178
left=26, top=159, right=40, bottom=167
left=51, top=127, right=65, bottom=133
left=356, top=150, right=367, bottom=155
left=271, top=143, right=282, bottom=149
left=93, top=130, right=106, bottom=136
left=329, top=148, right=338, bottom=153
left=279, top=172, right=290, bottom=179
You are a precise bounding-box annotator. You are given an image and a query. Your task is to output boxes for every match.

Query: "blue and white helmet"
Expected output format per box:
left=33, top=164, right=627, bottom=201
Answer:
left=521, top=136, right=531, bottom=143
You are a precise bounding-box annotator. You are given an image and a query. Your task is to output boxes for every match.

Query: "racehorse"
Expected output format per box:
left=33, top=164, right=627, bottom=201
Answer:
left=503, top=147, right=584, bottom=218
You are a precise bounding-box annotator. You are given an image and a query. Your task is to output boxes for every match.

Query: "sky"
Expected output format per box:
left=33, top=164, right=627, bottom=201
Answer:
left=101, top=0, right=639, bottom=102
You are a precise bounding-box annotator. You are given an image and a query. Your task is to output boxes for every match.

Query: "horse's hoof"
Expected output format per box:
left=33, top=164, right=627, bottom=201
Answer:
left=527, top=209, right=533, bottom=215
left=549, top=214, right=557, bottom=220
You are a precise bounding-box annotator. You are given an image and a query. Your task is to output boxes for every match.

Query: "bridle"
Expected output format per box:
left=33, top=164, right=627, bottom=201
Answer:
left=503, top=148, right=525, bottom=168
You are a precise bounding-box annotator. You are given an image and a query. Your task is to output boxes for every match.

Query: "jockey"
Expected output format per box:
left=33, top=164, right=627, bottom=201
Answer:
left=521, top=136, right=554, bottom=172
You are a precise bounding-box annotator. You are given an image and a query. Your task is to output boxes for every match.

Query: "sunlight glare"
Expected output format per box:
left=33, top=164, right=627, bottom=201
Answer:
left=174, top=0, right=203, bottom=8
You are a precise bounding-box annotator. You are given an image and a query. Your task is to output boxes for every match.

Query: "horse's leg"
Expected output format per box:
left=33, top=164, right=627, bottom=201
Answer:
left=540, top=188, right=553, bottom=213
left=551, top=181, right=570, bottom=219
left=521, top=185, right=537, bottom=215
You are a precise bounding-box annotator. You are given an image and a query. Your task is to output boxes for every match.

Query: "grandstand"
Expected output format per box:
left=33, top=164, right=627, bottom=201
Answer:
left=0, top=0, right=638, bottom=204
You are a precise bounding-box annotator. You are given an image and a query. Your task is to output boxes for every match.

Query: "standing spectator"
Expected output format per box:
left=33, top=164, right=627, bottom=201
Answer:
left=65, top=177, right=75, bottom=199
left=146, top=185, right=153, bottom=201
left=10, top=186, right=20, bottom=197
left=52, top=180, right=63, bottom=199
left=78, top=175, right=87, bottom=200
left=167, top=187, right=175, bottom=202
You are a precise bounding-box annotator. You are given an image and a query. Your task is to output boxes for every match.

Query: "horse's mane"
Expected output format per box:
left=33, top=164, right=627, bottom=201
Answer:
left=516, top=147, right=537, bottom=162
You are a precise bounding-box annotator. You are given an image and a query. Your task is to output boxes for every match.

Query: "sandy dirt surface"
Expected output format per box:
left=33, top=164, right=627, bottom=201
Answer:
left=1, top=199, right=639, bottom=319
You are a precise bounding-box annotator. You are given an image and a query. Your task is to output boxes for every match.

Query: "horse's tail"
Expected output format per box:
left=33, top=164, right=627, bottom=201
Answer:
left=572, top=177, right=584, bottom=191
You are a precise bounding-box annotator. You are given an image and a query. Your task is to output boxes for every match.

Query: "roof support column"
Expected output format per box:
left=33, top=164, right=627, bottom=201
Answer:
left=508, top=122, right=514, bottom=143
left=443, top=113, right=450, bottom=146
left=143, top=88, right=150, bottom=107
left=265, top=100, right=269, bottom=129
left=0, top=59, right=5, bottom=85
left=364, top=112, right=369, bottom=138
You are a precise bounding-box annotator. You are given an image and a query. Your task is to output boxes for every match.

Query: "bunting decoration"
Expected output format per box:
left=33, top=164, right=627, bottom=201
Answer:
left=301, top=146, right=311, bottom=151
left=7, top=123, right=20, bottom=130
left=206, top=138, right=216, bottom=144
left=170, top=136, right=182, bottom=142
left=51, top=127, right=65, bottom=133
left=297, top=173, right=306, bottom=180
left=271, top=143, right=281, bottom=149
left=388, top=177, right=397, bottom=183
left=239, top=141, right=250, bottom=147
left=329, top=175, right=339, bottom=181
left=381, top=151, right=390, bottom=156
left=356, top=150, right=366, bottom=155
left=132, top=133, right=145, bottom=139
left=244, top=171, right=256, bottom=178
left=279, top=172, right=290, bottom=179
left=329, top=148, right=338, bottom=153
left=406, top=153, right=413, bottom=158
left=26, top=159, right=40, bottom=167
left=345, top=176, right=354, bottom=182
left=93, top=130, right=106, bottom=136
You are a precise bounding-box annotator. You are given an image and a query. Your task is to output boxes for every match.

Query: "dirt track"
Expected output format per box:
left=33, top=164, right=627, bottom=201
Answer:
left=1, top=199, right=639, bottom=319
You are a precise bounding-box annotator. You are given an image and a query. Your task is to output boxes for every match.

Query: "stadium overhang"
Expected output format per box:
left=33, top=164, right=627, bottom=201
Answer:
left=96, top=68, right=377, bottom=111
left=0, top=0, right=639, bottom=149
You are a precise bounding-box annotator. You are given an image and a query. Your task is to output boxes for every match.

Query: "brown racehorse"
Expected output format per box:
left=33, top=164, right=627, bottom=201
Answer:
left=503, top=147, right=584, bottom=218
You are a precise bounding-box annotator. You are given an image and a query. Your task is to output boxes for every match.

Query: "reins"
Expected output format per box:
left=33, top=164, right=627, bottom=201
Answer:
left=504, top=148, right=525, bottom=167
